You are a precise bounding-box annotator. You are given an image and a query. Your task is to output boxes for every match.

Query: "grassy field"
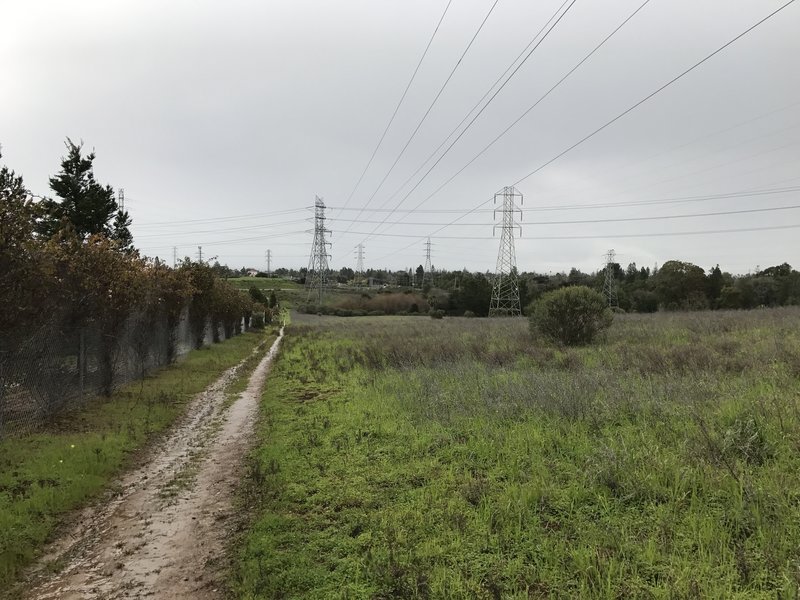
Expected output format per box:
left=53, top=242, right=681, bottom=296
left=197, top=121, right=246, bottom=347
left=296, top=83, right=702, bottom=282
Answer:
left=0, top=328, right=273, bottom=590
left=227, top=276, right=302, bottom=291
left=234, top=309, right=800, bottom=598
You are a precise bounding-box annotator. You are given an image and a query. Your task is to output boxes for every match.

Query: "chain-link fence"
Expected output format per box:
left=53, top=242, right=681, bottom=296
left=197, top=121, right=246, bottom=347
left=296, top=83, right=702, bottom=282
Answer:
left=0, top=307, right=236, bottom=438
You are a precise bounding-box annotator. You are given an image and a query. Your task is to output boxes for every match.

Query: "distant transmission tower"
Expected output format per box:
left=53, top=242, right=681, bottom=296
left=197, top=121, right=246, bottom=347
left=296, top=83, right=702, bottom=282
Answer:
left=423, top=237, right=433, bottom=286
left=489, top=186, right=523, bottom=317
left=265, top=249, right=272, bottom=276
left=306, top=196, right=331, bottom=307
left=603, top=249, right=619, bottom=308
left=355, top=243, right=365, bottom=286
left=197, top=245, right=203, bottom=263
left=117, top=188, right=125, bottom=211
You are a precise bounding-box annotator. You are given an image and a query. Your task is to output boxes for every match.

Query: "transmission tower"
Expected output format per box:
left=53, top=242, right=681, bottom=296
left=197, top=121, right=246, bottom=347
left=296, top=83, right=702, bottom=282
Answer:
left=603, top=249, right=619, bottom=308
left=489, top=186, right=523, bottom=317
left=306, top=196, right=331, bottom=307
left=173, top=246, right=177, bottom=268
left=197, top=246, right=203, bottom=263
left=423, top=237, right=433, bottom=286
left=265, top=249, right=272, bottom=276
left=355, top=243, right=365, bottom=286
left=118, top=188, right=125, bottom=211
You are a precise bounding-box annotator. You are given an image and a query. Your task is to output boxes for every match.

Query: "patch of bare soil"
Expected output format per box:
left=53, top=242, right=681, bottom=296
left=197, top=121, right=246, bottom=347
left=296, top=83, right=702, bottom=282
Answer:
left=21, top=328, right=284, bottom=600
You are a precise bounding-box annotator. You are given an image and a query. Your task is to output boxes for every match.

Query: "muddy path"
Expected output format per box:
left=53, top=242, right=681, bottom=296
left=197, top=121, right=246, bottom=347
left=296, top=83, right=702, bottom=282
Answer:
left=21, top=328, right=284, bottom=600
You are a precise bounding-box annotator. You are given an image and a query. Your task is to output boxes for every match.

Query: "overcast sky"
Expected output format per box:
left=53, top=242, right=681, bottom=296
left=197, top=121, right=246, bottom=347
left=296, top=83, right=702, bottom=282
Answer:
left=2, top=0, right=799, bottom=274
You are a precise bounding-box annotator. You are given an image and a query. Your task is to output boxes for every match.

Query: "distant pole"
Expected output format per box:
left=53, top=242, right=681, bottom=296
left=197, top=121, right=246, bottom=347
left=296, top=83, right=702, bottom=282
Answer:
left=197, top=246, right=203, bottom=263
left=355, top=243, right=365, bottom=285
left=266, top=249, right=272, bottom=276
left=424, top=237, right=433, bottom=286
left=489, top=186, right=523, bottom=317
left=603, top=249, right=619, bottom=308
left=173, top=246, right=177, bottom=268
left=118, top=188, right=125, bottom=211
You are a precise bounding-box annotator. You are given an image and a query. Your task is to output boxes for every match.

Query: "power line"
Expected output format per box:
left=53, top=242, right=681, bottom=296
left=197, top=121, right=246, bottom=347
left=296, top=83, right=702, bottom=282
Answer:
left=333, top=185, right=800, bottom=215
left=373, top=1, right=797, bottom=259
left=135, top=207, right=309, bottom=228
left=354, top=0, right=641, bottom=246
left=541, top=100, right=800, bottom=204
left=513, top=0, right=799, bottom=186
left=337, top=222, right=800, bottom=241
left=328, top=200, right=800, bottom=227
left=358, top=0, right=576, bottom=226
left=134, top=217, right=310, bottom=239
left=341, top=0, right=502, bottom=237
left=335, top=0, right=454, bottom=217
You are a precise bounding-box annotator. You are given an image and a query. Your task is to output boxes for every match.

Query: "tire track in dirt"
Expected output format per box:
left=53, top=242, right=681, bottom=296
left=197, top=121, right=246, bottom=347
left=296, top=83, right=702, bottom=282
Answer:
left=22, top=328, right=284, bottom=600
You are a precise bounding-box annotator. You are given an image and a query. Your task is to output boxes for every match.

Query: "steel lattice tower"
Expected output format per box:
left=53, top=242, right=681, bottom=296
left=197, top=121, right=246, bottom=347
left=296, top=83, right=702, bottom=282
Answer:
left=490, top=186, right=523, bottom=317
left=306, top=196, right=331, bottom=307
left=355, top=243, right=365, bottom=286
left=423, top=237, right=433, bottom=286
left=603, top=249, right=618, bottom=308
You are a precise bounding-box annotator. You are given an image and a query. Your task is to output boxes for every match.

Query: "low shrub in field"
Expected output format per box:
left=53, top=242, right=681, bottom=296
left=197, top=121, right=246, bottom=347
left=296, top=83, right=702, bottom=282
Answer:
left=529, top=285, right=612, bottom=346
left=429, top=309, right=445, bottom=319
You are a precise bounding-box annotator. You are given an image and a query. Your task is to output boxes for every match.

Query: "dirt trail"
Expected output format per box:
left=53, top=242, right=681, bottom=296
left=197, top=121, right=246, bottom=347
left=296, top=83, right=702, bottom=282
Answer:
left=22, top=328, right=284, bottom=600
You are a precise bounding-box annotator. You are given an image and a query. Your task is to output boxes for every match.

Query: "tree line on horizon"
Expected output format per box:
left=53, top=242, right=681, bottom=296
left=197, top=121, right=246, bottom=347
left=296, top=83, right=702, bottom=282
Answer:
left=265, top=258, right=800, bottom=317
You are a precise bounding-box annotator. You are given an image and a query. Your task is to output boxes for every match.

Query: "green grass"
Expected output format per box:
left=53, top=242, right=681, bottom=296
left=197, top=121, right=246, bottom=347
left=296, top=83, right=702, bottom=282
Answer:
left=227, top=277, right=302, bottom=291
left=234, top=310, right=800, bottom=598
left=0, top=329, right=266, bottom=591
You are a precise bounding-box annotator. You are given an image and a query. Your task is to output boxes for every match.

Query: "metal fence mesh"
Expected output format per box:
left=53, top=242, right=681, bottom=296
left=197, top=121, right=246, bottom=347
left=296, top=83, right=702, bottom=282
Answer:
left=0, top=307, right=234, bottom=438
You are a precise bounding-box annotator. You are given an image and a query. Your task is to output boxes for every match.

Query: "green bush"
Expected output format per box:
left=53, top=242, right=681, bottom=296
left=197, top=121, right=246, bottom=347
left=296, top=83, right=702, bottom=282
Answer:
left=463, top=310, right=476, bottom=318
left=250, top=311, right=265, bottom=329
left=429, top=309, right=445, bottom=319
left=529, top=285, right=612, bottom=346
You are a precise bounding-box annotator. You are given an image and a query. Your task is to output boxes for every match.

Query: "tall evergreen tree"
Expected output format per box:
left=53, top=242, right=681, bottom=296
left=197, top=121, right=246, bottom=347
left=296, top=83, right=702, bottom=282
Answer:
left=112, top=208, right=134, bottom=252
left=40, top=139, right=132, bottom=248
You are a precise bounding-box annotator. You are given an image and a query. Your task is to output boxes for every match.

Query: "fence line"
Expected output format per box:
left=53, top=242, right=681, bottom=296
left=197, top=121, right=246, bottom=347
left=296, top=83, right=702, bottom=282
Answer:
left=0, top=306, right=244, bottom=439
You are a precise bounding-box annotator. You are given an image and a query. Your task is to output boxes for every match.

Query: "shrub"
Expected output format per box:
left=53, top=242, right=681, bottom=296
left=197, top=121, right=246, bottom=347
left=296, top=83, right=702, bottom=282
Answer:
left=429, top=309, right=445, bottom=319
left=250, top=311, right=266, bottom=329
left=463, top=310, right=476, bottom=318
left=529, top=286, right=612, bottom=346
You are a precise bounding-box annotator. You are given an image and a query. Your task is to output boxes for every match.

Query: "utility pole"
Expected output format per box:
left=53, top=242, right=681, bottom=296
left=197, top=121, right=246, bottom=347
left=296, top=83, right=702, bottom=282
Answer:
left=265, top=249, right=272, bottom=277
left=355, top=243, right=365, bottom=286
left=173, top=246, right=177, bottom=268
left=603, top=249, right=619, bottom=308
left=118, top=188, right=125, bottom=211
left=197, top=246, right=203, bottom=263
left=490, top=186, right=523, bottom=317
left=424, top=237, right=433, bottom=286
left=306, top=196, right=331, bottom=308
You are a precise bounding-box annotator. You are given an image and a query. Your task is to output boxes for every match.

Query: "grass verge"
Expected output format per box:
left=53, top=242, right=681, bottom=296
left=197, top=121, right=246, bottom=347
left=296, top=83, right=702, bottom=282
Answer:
left=0, top=329, right=266, bottom=591
left=233, top=310, right=800, bottom=598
